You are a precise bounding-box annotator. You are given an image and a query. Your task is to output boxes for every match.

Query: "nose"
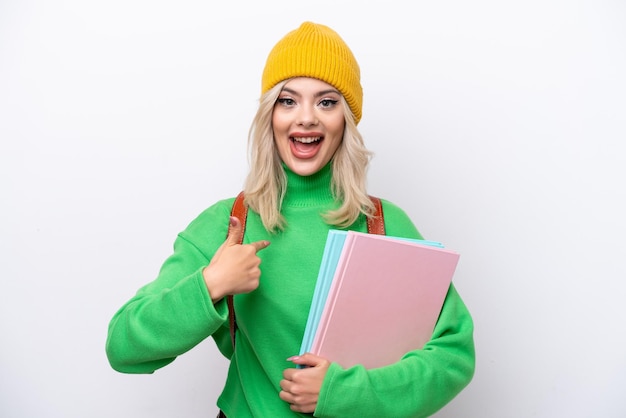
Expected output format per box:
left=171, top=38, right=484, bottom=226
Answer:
left=296, top=105, right=319, bottom=127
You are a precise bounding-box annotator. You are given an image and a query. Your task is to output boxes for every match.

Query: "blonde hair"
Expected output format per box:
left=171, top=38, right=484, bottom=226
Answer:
left=243, top=80, right=375, bottom=233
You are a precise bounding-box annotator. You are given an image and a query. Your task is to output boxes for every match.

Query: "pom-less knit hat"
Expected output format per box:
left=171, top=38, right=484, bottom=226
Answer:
left=261, top=21, right=363, bottom=124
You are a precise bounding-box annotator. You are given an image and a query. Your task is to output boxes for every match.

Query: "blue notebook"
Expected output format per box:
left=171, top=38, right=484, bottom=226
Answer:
left=299, top=230, right=444, bottom=357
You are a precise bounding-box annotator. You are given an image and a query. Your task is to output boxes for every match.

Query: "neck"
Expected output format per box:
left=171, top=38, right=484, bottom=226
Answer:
left=282, top=162, right=335, bottom=207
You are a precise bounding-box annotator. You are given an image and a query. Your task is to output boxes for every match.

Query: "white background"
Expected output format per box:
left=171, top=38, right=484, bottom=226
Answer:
left=1, top=1, right=625, bottom=417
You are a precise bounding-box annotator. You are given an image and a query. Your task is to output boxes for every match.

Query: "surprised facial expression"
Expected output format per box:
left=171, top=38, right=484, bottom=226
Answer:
left=272, top=77, right=346, bottom=176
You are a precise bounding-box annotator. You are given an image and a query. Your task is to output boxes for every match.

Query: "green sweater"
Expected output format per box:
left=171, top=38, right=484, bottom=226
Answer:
left=106, top=164, right=475, bottom=417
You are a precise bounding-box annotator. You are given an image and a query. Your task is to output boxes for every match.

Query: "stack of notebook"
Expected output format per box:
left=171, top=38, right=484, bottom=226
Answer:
left=299, top=230, right=460, bottom=369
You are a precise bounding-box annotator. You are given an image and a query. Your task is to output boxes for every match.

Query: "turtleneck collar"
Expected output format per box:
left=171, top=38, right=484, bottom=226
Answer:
left=281, top=162, right=336, bottom=207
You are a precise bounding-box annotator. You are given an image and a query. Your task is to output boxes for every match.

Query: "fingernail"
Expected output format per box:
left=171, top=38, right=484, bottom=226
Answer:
left=230, top=216, right=237, bottom=226
left=286, top=356, right=301, bottom=361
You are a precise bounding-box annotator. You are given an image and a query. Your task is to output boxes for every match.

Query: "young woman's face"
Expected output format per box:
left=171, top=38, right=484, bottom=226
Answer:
left=272, top=77, right=345, bottom=176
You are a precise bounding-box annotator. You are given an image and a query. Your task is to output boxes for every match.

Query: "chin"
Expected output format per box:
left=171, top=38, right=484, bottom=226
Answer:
left=287, top=161, right=323, bottom=177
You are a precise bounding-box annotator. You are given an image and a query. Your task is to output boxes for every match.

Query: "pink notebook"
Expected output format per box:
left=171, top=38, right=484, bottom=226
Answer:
left=309, top=231, right=459, bottom=369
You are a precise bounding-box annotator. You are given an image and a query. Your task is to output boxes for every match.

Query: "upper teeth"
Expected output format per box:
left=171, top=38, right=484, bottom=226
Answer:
left=293, top=137, right=320, bottom=144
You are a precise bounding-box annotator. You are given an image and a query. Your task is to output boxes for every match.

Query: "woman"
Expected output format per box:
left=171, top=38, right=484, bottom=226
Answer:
left=106, top=21, right=475, bottom=417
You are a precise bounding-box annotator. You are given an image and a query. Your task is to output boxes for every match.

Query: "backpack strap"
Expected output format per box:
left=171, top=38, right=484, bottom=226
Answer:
left=226, top=192, right=385, bottom=349
left=226, top=191, right=247, bottom=349
left=367, top=196, right=386, bottom=236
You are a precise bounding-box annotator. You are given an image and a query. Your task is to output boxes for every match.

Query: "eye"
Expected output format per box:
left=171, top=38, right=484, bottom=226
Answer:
left=277, top=97, right=296, bottom=107
left=319, top=99, right=339, bottom=109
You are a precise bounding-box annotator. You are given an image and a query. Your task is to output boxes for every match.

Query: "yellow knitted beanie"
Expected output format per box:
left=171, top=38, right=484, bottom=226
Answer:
left=261, top=22, right=363, bottom=124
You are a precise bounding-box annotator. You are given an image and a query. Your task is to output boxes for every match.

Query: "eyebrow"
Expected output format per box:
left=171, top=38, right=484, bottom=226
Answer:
left=281, top=87, right=341, bottom=98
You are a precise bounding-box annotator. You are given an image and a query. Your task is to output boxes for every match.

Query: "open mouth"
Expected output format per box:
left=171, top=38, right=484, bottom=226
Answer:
left=291, top=136, right=322, bottom=144
left=290, top=136, right=323, bottom=157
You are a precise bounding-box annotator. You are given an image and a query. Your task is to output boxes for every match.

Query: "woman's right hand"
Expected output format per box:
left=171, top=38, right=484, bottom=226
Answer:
left=202, top=216, right=270, bottom=302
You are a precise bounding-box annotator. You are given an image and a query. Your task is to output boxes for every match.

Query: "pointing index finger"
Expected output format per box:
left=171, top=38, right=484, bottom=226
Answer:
left=250, top=240, right=271, bottom=253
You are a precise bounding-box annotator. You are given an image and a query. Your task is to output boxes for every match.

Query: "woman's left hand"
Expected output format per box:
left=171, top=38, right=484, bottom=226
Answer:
left=279, top=353, right=331, bottom=413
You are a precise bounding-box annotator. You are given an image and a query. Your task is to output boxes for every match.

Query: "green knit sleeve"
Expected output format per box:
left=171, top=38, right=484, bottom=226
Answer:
left=105, top=199, right=235, bottom=374
left=315, top=285, right=475, bottom=417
